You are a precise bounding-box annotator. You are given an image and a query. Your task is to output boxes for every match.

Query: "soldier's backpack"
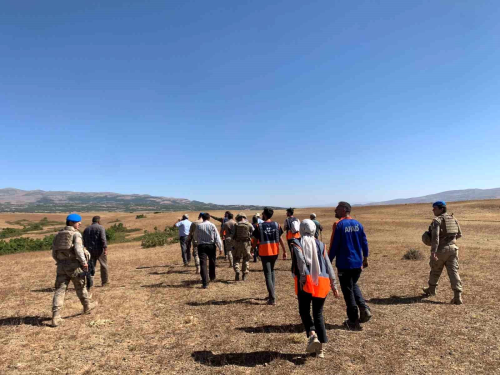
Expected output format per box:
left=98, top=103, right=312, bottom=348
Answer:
left=234, top=223, right=252, bottom=241
left=53, top=230, right=76, bottom=259
left=287, top=217, right=300, bottom=234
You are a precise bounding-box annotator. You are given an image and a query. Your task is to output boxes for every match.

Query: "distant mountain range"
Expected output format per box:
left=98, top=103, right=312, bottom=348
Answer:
left=0, top=188, right=277, bottom=213
left=365, top=188, right=500, bottom=206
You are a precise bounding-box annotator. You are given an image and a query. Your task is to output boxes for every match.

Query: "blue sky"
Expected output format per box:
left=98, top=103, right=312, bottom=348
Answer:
left=1, top=0, right=499, bottom=207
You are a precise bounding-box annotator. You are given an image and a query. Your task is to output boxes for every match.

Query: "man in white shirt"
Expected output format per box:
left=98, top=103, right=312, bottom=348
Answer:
left=174, top=214, right=192, bottom=266
left=194, top=213, right=223, bottom=289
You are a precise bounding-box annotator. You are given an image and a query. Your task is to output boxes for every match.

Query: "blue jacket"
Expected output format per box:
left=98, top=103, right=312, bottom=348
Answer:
left=329, top=217, right=369, bottom=269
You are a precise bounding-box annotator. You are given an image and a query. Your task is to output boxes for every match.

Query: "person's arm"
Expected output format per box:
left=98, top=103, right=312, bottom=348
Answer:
left=329, top=224, right=340, bottom=263
left=278, top=226, right=286, bottom=253
left=251, top=225, right=259, bottom=249
left=174, top=220, right=182, bottom=228
left=456, top=218, right=462, bottom=240
left=73, top=233, right=88, bottom=270
left=101, top=226, right=108, bottom=254
left=319, top=224, right=323, bottom=232
left=293, top=243, right=308, bottom=287
left=52, top=235, right=58, bottom=262
left=211, top=216, right=223, bottom=223
left=329, top=222, right=338, bottom=256
left=214, top=225, right=223, bottom=253
left=360, top=224, right=369, bottom=268
left=430, top=218, right=440, bottom=260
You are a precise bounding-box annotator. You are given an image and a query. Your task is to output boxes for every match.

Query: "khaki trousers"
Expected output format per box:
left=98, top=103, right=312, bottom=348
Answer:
left=53, top=262, right=90, bottom=313
left=428, top=250, right=462, bottom=292
left=232, top=240, right=251, bottom=274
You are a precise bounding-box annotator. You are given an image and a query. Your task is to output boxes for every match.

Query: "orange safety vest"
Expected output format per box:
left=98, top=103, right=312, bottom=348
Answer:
left=256, top=221, right=281, bottom=256
left=285, top=217, right=301, bottom=240
left=291, top=238, right=331, bottom=299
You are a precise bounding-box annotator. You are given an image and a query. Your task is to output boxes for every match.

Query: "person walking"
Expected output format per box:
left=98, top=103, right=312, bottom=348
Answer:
left=187, top=213, right=203, bottom=273
left=251, top=207, right=286, bottom=305
left=284, top=208, right=301, bottom=260
left=82, top=215, right=110, bottom=289
left=230, top=213, right=254, bottom=281
left=329, top=202, right=371, bottom=331
left=52, top=213, right=97, bottom=327
left=251, top=215, right=259, bottom=262
left=174, top=214, right=192, bottom=266
left=310, top=213, right=324, bottom=240
left=222, top=213, right=236, bottom=267
left=290, top=219, right=339, bottom=358
left=194, top=213, right=223, bottom=289
left=212, top=211, right=233, bottom=266
left=422, top=201, right=463, bottom=304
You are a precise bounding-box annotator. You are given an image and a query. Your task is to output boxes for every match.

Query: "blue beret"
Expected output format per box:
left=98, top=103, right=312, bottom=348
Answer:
left=432, top=201, right=446, bottom=207
left=66, top=213, right=82, bottom=222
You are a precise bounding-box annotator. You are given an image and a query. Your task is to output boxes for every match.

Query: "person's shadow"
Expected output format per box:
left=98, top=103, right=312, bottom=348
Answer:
left=0, top=316, right=51, bottom=327
left=236, top=322, right=344, bottom=334
left=187, top=297, right=267, bottom=306
left=367, top=295, right=447, bottom=305
left=192, top=350, right=308, bottom=367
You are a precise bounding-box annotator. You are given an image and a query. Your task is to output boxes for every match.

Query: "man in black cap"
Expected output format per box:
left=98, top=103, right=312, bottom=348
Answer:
left=83, top=216, right=109, bottom=289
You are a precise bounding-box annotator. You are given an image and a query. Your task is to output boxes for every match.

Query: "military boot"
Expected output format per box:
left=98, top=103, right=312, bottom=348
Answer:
left=451, top=291, right=463, bottom=305
left=242, top=273, right=247, bottom=281
left=423, top=286, right=436, bottom=296
left=83, top=300, right=98, bottom=314
left=52, top=312, right=62, bottom=327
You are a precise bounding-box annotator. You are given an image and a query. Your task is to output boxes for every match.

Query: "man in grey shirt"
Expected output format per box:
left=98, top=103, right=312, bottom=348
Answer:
left=83, top=216, right=109, bottom=291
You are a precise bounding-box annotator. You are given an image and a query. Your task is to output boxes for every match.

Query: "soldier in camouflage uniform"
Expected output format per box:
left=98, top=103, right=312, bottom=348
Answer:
left=422, top=201, right=463, bottom=304
left=230, top=213, right=254, bottom=281
left=51, top=213, right=97, bottom=327
left=187, top=213, right=202, bottom=273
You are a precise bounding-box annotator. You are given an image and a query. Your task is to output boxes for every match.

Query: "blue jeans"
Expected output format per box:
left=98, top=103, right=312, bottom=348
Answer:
left=338, top=268, right=367, bottom=323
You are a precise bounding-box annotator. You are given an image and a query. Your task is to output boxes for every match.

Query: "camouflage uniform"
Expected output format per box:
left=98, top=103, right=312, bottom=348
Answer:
left=230, top=221, right=254, bottom=278
left=222, top=219, right=236, bottom=267
left=51, top=226, right=93, bottom=324
left=426, top=214, right=463, bottom=296
left=187, top=221, right=201, bottom=271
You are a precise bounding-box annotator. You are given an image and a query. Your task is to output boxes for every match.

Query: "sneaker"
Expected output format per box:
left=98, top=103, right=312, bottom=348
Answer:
left=235, top=273, right=240, bottom=281
left=306, top=334, right=321, bottom=353
left=316, top=344, right=325, bottom=358
left=202, top=285, right=208, bottom=289
left=359, top=307, right=372, bottom=323
left=343, top=319, right=363, bottom=331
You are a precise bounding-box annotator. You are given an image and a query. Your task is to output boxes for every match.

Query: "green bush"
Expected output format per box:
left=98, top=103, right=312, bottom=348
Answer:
left=106, top=223, right=141, bottom=244
left=0, top=235, right=55, bottom=256
left=141, top=227, right=178, bottom=248
left=136, top=214, right=147, bottom=219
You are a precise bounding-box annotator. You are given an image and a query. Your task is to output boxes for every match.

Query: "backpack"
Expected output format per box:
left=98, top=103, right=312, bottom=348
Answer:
left=287, top=217, right=300, bottom=234
left=54, top=230, right=74, bottom=250
left=234, top=223, right=252, bottom=241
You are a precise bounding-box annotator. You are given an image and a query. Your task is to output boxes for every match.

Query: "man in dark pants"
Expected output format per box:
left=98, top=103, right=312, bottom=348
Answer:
left=251, top=207, right=286, bottom=305
left=194, top=213, right=223, bottom=289
left=329, top=202, right=371, bottom=331
left=174, top=214, right=192, bottom=266
left=83, top=216, right=109, bottom=292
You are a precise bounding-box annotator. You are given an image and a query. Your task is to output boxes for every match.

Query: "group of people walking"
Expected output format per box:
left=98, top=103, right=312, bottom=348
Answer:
left=50, top=200, right=464, bottom=359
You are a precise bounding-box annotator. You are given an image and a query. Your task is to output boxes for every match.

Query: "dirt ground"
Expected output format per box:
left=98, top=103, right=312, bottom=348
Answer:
left=1, top=201, right=499, bottom=374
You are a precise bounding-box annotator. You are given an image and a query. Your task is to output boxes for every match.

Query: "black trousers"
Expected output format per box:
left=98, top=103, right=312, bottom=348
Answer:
left=179, top=236, right=191, bottom=264
left=261, top=255, right=278, bottom=301
left=338, top=268, right=367, bottom=323
left=297, top=288, right=328, bottom=343
left=198, top=244, right=217, bottom=287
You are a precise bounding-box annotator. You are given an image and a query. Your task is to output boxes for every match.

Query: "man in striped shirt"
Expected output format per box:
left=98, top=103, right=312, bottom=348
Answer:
left=194, top=213, right=223, bottom=289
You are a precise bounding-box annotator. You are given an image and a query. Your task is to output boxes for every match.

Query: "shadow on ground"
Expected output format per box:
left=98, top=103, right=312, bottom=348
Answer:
left=149, top=270, right=191, bottom=275
left=187, top=297, right=268, bottom=306
left=367, top=295, right=447, bottom=305
left=192, top=350, right=307, bottom=367
left=0, top=316, right=51, bottom=327
left=136, top=265, right=170, bottom=270
left=236, top=322, right=344, bottom=334
left=142, top=279, right=200, bottom=289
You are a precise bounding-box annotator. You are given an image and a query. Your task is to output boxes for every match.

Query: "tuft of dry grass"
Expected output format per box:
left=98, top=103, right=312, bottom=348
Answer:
left=402, top=248, right=424, bottom=260
left=1, top=201, right=500, bottom=374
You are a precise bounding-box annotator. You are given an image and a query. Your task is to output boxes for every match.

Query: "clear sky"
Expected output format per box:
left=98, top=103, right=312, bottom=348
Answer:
left=1, top=0, right=499, bottom=207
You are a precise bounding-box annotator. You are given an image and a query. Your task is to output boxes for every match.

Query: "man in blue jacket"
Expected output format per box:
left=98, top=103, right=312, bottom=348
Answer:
left=329, top=201, right=371, bottom=330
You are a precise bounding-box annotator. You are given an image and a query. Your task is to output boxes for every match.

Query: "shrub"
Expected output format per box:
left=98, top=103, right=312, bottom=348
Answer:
left=136, top=214, right=147, bottom=219
left=141, top=227, right=178, bottom=248
left=402, top=248, right=424, bottom=260
left=0, top=235, right=55, bottom=256
left=106, top=223, right=141, bottom=244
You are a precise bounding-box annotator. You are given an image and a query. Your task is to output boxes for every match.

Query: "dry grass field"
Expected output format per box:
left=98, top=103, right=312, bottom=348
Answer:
left=1, top=201, right=499, bottom=374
